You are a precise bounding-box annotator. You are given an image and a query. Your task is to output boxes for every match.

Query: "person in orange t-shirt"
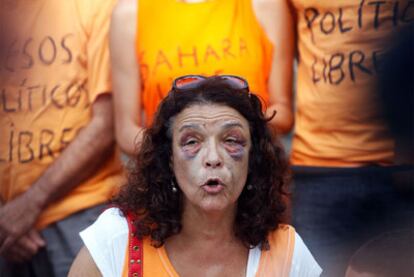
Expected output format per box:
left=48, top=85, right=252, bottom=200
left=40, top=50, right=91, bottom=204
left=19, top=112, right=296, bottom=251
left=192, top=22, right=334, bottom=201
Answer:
left=273, top=0, right=414, bottom=276
left=109, top=0, right=295, bottom=156
left=0, top=1, right=123, bottom=276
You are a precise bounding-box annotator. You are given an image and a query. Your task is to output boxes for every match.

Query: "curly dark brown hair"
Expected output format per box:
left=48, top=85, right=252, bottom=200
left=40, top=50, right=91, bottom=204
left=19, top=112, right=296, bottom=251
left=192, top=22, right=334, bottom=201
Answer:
left=113, top=76, right=290, bottom=250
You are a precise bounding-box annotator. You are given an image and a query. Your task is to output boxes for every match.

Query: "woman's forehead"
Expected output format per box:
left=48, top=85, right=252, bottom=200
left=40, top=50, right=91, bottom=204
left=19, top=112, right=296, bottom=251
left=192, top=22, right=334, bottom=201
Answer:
left=172, top=104, right=249, bottom=131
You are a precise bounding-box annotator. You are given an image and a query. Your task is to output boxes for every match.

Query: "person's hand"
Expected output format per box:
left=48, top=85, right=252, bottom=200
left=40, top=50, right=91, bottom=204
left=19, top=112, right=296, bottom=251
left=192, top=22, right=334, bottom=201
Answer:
left=2, top=229, right=46, bottom=263
left=0, top=191, right=43, bottom=255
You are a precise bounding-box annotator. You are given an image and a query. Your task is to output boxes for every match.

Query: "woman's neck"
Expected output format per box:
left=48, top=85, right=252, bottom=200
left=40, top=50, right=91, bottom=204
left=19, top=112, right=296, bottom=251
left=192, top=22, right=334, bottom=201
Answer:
left=165, top=206, right=248, bottom=277
left=176, top=205, right=238, bottom=245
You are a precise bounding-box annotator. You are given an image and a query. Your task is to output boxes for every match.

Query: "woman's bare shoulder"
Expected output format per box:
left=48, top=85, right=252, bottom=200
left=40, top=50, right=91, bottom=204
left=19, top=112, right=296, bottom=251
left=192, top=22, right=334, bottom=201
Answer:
left=68, top=247, right=102, bottom=277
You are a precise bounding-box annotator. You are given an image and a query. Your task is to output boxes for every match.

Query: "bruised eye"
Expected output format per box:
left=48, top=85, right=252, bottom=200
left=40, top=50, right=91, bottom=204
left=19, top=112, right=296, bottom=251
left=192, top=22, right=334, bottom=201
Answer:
left=180, top=135, right=200, bottom=147
left=184, top=139, right=198, bottom=146
left=178, top=133, right=202, bottom=157
left=224, top=136, right=245, bottom=146
left=225, top=137, right=238, bottom=144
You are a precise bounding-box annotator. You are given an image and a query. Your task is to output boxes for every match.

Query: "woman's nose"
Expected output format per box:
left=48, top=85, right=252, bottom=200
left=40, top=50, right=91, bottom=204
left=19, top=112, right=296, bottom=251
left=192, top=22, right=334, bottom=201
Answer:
left=203, top=139, right=223, bottom=168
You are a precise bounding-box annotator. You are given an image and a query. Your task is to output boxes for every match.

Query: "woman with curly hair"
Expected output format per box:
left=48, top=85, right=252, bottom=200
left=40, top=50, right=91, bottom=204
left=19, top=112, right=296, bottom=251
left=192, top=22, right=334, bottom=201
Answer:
left=69, top=75, right=321, bottom=277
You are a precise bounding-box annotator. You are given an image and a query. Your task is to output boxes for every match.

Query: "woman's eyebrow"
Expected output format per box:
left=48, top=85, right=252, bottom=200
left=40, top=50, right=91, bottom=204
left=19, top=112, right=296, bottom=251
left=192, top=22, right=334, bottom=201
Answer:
left=178, top=121, right=246, bottom=132
left=178, top=123, right=203, bottom=133
left=221, top=122, right=245, bottom=130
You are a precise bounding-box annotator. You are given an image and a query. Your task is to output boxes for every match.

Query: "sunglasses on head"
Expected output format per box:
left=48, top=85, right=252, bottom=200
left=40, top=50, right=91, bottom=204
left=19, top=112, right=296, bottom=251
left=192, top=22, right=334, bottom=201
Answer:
left=172, top=75, right=250, bottom=97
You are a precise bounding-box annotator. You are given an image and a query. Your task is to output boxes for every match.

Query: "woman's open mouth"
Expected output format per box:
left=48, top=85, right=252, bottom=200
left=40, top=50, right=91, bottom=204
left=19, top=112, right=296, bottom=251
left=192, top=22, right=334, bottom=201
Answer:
left=202, top=178, right=225, bottom=194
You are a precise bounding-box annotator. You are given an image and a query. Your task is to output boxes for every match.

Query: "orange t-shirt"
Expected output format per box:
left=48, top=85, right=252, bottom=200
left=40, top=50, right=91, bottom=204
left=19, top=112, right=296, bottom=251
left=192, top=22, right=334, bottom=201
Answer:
left=122, top=225, right=295, bottom=277
left=0, top=0, right=123, bottom=229
left=136, top=0, right=273, bottom=125
left=289, top=0, right=413, bottom=166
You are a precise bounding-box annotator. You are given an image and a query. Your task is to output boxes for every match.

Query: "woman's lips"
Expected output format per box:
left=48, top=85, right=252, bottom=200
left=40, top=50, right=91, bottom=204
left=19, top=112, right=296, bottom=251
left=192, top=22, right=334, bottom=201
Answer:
left=202, top=178, right=225, bottom=194
left=202, top=184, right=224, bottom=194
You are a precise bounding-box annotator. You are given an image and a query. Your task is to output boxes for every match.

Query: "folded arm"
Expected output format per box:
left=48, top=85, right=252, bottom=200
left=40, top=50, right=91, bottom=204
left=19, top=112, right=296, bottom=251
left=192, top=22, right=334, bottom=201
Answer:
left=253, top=0, right=296, bottom=134
left=111, top=0, right=145, bottom=156
left=0, top=94, right=116, bottom=256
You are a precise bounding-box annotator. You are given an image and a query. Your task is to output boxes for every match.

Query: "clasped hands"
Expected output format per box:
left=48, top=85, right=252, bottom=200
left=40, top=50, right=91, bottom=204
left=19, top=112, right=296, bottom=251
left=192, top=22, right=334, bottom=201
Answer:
left=0, top=192, right=45, bottom=263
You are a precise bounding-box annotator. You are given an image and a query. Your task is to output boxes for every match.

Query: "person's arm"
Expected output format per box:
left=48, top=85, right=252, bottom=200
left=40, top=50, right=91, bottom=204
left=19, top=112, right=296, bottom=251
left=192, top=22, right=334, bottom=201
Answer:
left=111, top=0, right=144, bottom=156
left=253, top=0, right=296, bottom=134
left=69, top=247, right=102, bottom=277
left=0, top=94, right=116, bottom=254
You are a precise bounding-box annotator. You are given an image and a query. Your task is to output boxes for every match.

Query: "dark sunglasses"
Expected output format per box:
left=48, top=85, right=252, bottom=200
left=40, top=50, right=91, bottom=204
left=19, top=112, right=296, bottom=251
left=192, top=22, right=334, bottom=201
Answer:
left=172, top=75, right=250, bottom=97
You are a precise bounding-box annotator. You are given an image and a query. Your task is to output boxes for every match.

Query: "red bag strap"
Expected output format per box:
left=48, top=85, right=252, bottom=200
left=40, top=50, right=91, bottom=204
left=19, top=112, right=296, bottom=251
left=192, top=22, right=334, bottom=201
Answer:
left=126, top=213, right=143, bottom=277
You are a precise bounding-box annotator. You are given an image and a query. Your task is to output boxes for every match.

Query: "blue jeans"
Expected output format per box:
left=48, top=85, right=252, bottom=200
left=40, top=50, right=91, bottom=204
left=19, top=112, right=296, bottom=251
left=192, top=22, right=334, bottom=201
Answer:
left=292, top=166, right=414, bottom=277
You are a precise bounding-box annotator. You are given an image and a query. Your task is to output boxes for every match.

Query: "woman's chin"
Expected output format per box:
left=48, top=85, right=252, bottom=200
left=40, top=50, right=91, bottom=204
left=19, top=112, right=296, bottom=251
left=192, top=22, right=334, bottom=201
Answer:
left=195, top=197, right=236, bottom=215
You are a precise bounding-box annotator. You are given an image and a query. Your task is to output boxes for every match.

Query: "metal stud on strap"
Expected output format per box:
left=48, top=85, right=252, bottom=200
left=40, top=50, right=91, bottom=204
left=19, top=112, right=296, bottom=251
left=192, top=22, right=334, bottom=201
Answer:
left=127, top=212, right=143, bottom=277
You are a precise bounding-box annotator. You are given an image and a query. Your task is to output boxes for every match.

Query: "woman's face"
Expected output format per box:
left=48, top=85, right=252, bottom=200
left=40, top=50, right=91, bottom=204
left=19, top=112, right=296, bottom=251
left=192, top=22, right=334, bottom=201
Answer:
left=171, top=104, right=251, bottom=214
